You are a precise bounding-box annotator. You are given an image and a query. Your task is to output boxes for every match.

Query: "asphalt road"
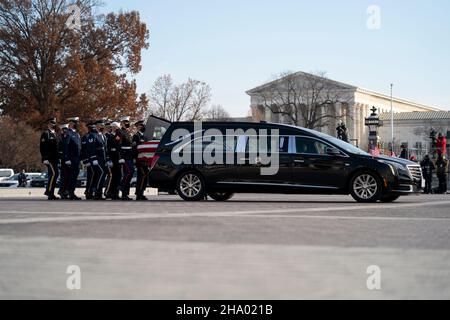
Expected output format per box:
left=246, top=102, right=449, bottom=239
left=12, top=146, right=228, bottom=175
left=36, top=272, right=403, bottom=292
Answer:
left=0, top=193, right=450, bottom=300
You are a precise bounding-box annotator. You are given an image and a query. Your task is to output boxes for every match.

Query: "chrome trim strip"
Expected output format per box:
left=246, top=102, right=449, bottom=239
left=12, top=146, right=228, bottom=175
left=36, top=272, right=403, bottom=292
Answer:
left=392, top=185, right=414, bottom=193
left=216, top=181, right=340, bottom=190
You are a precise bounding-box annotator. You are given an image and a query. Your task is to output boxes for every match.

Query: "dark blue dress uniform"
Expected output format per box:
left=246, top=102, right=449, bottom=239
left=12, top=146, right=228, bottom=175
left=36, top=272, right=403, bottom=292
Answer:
left=58, top=127, right=69, bottom=197
left=118, top=126, right=135, bottom=199
left=40, top=119, right=60, bottom=200
left=133, top=126, right=150, bottom=200
left=105, top=129, right=121, bottom=199
left=81, top=127, right=96, bottom=199
left=86, top=127, right=109, bottom=200
left=62, top=124, right=82, bottom=200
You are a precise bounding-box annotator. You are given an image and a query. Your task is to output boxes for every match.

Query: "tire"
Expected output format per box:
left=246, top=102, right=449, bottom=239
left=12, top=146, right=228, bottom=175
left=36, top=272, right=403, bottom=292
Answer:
left=350, top=171, right=382, bottom=203
left=208, top=192, right=234, bottom=202
left=380, top=194, right=401, bottom=203
left=176, top=171, right=206, bottom=201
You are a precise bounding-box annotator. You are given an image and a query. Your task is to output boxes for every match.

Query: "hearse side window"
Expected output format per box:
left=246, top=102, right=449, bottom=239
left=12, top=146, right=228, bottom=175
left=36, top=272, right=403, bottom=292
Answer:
left=181, top=137, right=233, bottom=152
left=295, top=137, right=329, bottom=155
left=242, top=136, right=290, bottom=154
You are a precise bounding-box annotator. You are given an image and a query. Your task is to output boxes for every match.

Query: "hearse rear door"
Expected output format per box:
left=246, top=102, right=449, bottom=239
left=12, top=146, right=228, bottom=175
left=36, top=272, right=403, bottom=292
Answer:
left=235, top=135, right=292, bottom=187
left=144, top=115, right=172, bottom=141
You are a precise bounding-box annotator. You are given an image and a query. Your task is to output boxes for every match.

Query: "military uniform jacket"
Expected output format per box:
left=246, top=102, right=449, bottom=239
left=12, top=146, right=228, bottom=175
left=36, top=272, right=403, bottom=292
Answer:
left=117, top=128, right=133, bottom=161
left=106, top=132, right=120, bottom=163
left=81, top=133, right=91, bottom=165
left=86, top=130, right=108, bottom=163
left=62, top=129, right=81, bottom=162
left=40, top=130, right=59, bottom=162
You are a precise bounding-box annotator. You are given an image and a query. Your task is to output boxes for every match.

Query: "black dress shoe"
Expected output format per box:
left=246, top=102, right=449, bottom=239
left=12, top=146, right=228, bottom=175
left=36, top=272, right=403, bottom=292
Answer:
left=121, top=196, right=133, bottom=201
left=48, top=195, right=60, bottom=201
left=136, top=195, right=148, bottom=201
left=94, top=194, right=106, bottom=201
left=69, top=195, right=82, bottom=201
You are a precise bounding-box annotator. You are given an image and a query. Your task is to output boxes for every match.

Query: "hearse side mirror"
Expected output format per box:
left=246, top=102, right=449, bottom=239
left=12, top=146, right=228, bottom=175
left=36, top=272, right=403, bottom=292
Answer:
left=326, top=147, right=342, bottom=157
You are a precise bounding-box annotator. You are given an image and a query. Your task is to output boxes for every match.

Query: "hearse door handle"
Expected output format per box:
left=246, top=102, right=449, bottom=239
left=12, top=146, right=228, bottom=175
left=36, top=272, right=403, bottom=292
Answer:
left=294, top=159, right=305, bottom=164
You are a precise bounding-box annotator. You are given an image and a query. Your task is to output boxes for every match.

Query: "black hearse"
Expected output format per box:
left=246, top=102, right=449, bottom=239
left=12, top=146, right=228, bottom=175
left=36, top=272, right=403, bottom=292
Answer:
left=146, top=117, right=423, bottom=203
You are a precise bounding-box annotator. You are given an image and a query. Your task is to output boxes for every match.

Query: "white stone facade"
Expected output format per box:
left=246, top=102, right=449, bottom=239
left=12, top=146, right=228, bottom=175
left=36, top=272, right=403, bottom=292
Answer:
left=379, top=112, right=450, bottom=155
left=247, top=72, right=442, bottom=151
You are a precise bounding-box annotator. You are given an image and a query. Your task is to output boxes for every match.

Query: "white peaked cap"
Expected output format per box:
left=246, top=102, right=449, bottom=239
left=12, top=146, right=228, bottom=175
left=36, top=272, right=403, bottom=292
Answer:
left=111, top=122, right=121, bottom=129
left=120, top=116, right=131, bottom=122
left=67, top=117, right=80, bottom=122
left=60, top=124, right=69, bottom=129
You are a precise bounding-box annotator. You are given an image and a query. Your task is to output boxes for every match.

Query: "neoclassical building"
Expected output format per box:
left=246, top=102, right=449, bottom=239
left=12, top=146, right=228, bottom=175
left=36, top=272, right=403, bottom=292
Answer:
left=247, top=71, right=442, bottom=150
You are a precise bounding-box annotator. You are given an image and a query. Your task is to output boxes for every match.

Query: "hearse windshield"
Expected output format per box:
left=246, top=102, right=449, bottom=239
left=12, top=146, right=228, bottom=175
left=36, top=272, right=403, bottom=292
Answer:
left=301, top=128, right=370, bottom=156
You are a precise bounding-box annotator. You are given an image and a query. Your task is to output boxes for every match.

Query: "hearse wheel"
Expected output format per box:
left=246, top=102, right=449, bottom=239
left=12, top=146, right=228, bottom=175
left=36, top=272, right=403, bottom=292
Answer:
left=380, top=194, right=401, bottom=203
left=176, top=171, right=206, bottom=201
left=350, top=171, right=382, bottom=203
left=208, top=192, right=234, bottom=202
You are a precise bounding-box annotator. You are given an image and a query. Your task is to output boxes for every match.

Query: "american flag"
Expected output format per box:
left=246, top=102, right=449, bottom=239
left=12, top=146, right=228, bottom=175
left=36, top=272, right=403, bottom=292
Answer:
left=137, top=140, right=160, bottom=166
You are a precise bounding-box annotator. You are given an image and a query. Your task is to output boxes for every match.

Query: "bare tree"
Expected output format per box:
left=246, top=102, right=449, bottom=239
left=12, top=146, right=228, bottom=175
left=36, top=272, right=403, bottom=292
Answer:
left=149, top=74, right=211, bottom=121
left=254, top=71, right=352, bottom=130
left=206, top=104, right=230, bottom=121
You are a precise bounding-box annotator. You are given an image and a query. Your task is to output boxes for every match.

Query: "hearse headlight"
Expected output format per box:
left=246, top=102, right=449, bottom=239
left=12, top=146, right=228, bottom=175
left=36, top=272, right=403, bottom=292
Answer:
left=378, top=160, right=404, bottom=176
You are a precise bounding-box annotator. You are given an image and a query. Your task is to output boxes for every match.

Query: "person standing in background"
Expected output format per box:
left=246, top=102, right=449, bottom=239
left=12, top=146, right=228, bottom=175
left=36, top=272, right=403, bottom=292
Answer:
left=18, top=170, right=27, bottom=188
left=436, top=155, right=449, bottom=194
left=436, top=133, right=447, bottom=157
left=421, top=155, right=435, bottom=194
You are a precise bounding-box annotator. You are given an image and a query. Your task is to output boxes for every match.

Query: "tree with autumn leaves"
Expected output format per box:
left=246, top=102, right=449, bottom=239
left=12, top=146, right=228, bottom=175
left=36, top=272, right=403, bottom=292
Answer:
left=0, top=0, right=150, bottom=127
left=0, top=0, right=149, bottom=171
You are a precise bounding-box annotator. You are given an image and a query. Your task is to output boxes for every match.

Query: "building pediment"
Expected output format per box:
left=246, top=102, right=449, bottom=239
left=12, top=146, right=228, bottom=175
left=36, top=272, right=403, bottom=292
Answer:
left=246, top=71, right=358, bottom=96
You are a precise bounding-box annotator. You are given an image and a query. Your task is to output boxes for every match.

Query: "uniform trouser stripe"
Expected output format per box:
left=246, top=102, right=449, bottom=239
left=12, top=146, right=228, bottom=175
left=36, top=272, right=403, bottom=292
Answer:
left=47, top=163, right=56, bottom=194
left=87, top=166, right=94, bottom=194
left=96, top=165, right=105, bottom=191
left=106, top=167, right=113, bottom=195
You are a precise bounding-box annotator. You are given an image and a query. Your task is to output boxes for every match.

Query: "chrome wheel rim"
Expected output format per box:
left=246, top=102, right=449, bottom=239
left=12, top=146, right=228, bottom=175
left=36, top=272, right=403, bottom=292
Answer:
left=353, top=174, right=378, bottom=200
left=179, top=174, right=202, bottom=198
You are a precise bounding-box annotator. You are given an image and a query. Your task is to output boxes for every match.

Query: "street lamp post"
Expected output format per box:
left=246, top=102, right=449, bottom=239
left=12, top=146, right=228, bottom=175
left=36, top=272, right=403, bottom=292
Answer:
left=390, top=84, right=394, bottom=155
left=365, top=106, right=383, bottom=155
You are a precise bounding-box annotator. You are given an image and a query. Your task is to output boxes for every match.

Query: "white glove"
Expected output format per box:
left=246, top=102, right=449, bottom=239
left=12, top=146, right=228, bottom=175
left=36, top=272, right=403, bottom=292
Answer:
left=92, top=160, right=99, bottom=166
left=85, top=162, right=91, bottom=168
left=65, top=160, right=72, bottom=166
left=119, top=159, right=125, bottom=164
left=43, top=160, right=50, bottom=165
left=107, top=161, right=113, bottom=168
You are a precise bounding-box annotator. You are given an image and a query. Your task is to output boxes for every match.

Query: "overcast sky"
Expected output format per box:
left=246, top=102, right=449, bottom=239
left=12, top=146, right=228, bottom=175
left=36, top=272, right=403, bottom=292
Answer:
left=103, top=0, right=450, bottom=117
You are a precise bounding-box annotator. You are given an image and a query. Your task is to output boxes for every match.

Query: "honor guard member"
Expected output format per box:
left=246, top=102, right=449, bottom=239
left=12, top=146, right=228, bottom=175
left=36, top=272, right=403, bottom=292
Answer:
left=133, top=120, right=150, bottom=201
left=40, top=118, right=60, bottom=200
left=63, top=117, right=82, bottom=200
left=105, top=122, right=122, bottom=200
left=103, top=120, right=113, bottom=198
left=58, top=124, right=70, bottom=199
left=81, top=121, right=96, bottom=200
left=87, top=119, right=109, bottom=200
left=117, top=116, right=135, bottom=201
